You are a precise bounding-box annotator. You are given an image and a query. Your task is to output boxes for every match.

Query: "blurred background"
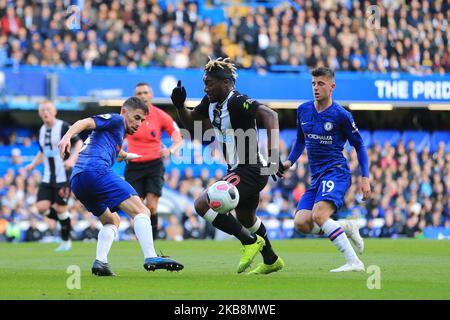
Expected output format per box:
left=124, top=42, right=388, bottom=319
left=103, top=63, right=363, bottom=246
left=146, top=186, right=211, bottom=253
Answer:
left=0, top=0, right=449, bottom=244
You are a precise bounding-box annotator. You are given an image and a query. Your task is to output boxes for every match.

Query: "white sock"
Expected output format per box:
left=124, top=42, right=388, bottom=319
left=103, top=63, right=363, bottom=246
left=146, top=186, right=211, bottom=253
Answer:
left=336, top=220, right=350, bottom=232
left=247, top=217, right=262, bottom=233
left=321, top=219, right=359, bottom=264
left=203, top=209, right=218, bottom=224
left=96, top=224, right=117, bottom=263
left=134, top=213, right=157, bottom=259
left=57, top=211, right=70, bottom=220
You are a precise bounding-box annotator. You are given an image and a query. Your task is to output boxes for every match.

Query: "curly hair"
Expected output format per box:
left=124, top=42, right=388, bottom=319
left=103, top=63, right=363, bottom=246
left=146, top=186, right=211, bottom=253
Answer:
left=204, top=56, right=238, bottom=81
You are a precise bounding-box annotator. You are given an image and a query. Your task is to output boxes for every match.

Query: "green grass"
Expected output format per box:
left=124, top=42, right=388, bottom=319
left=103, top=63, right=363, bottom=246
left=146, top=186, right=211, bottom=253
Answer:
left=0, top=239, right=449, bottom=300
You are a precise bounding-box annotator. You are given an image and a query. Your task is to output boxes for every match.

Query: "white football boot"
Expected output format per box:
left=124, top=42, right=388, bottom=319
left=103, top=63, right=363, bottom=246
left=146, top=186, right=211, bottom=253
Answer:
left=341, top=220, right=364, bottom=255
left=330, top=260, right=365, bottom=273
left=55, top=240, right=72, bottom=252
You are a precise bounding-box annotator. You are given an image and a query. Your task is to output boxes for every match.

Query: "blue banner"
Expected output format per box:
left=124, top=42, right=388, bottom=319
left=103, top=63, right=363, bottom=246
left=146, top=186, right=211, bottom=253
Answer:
left=2, top=67, right=450, bottom=105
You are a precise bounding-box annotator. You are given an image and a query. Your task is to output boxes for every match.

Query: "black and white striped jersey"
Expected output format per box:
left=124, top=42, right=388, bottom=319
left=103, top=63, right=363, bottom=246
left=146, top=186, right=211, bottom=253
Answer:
left=38, top=119, right=80, bottom=185
left=195, top=90, right=265, bottom=170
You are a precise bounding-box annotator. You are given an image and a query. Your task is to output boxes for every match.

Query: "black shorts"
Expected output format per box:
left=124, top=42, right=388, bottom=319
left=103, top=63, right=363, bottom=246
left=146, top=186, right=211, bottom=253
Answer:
left=37, top=182, right=71, bottom=206
left=220, top=164, right=269, bottom=211
left=124, top=159, right=165, bottom=198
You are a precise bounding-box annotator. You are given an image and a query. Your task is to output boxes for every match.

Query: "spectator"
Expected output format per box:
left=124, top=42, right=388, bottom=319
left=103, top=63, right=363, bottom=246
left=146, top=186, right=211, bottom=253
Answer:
left=80, top=219, right=100, bottom=241
left=379, top=211, right=398, bottom=238
left=360, top=219, right=381, bottom=238
left=166, top=214, right=183, bottom=241
left=5, top=216, right=21, bottom=242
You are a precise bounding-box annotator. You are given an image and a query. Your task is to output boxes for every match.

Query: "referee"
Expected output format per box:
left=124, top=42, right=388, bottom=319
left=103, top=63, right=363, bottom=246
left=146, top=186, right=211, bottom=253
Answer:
left=125, top=83, right=183, bottom=239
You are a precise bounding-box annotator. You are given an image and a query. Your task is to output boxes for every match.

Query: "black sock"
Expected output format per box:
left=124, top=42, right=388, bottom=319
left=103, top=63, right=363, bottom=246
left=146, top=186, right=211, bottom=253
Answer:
left=59, top=217, right=71, bottom=241
left=47, top=207, right=59, bottom=221
left=254, top=222, right=278, bottom=265
left=212, top=214, right=256, bottom=245
left=150, top=214, right=158, bottom=240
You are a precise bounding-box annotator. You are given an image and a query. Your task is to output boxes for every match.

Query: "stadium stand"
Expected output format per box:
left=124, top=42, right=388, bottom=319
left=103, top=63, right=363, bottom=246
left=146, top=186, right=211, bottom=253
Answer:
left=0, top=0, right=449, bottom=73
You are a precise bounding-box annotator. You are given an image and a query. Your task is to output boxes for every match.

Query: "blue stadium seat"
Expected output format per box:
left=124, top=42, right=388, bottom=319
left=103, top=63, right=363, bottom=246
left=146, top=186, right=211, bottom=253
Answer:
left=359, top=130, right=372, bottom=148
left=372, top=130, right=401, bottom=147
left=402, top=131, right=430, bottom=153
left=430, top=131, right=450, bottom=153
left=0, top=145, right=12, bottom=156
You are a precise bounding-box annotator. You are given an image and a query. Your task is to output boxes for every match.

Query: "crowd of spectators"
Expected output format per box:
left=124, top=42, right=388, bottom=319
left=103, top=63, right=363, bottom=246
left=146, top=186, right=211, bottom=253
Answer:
left=0, top=0, right=449, bottom=74
left=0, top=129, right=449, bottom=243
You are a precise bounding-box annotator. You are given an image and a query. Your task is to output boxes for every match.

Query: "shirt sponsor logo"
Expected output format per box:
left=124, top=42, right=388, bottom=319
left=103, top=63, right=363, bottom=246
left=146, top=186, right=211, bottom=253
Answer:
left=307, top=133, right=333, bottom=144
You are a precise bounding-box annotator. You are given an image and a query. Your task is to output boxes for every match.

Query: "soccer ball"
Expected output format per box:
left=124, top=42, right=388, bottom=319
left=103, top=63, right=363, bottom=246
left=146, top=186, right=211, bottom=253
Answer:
left=206, top=181, right=240, bottom=214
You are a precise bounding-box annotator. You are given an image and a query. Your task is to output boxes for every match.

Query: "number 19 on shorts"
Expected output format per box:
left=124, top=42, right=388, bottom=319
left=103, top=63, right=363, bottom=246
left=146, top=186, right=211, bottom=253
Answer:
left=321, top=180, right=335, bottom=193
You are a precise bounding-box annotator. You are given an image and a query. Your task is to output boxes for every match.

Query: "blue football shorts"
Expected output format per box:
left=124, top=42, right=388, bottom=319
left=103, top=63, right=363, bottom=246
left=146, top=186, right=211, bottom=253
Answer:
left=296, top=168, right=352, bottom=211
left=71, top=170, right=138, bottom=217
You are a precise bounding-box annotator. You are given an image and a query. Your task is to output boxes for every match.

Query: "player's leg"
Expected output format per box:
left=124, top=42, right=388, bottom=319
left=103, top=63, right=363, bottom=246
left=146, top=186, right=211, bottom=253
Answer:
left=143, top=161, right=165, bottom=240
left=194, top=191, right=258, bottom=246
left=53, top=184, right=73, bottom=252
left=118, top=195, right=157, bottom=258
left=294, top=190, right=363, bottom=253
left=237, top=207, right=284, bottom=275
left=36, top=183, right=59, bottom=220
left=92, top=209, right=120, bottom=276
left=118, top=195, right=183, bottom=271
left=336, top=219, right=364, bottom=254
left=312, top=201, right=364, bottom=272
left=145, top=193, right=159, bottom=239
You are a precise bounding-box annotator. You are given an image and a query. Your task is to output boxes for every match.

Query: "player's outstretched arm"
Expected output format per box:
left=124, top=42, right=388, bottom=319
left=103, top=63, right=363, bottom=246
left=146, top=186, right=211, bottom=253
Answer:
left=256, top=104, right=285, bottom=180
left=170, top=80, right=206, bottom=131
left=58, top=118, right=96, bottom=159
left=256, top=104, right=280, bottom=158
left=341, top=111, right=371, bottom=200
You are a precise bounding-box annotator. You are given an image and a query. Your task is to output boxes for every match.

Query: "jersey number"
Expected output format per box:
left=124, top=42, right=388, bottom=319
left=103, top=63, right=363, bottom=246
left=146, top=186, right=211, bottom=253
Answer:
left=321, top=180, right=335, bottom=193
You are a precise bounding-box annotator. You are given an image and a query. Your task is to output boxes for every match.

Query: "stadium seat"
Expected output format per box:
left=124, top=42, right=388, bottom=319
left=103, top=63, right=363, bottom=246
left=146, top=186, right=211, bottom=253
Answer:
left=402, top=131, right=430, bottom=153
left=372, top=130, right=401, bottom=147
left=430, top=131, right=450, bottom=153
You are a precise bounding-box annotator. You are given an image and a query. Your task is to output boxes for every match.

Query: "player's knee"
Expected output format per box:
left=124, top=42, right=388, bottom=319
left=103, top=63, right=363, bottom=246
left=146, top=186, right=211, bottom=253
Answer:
left=36, top=202, right=50, bottom=214
left=194, top=196, right=208, bottom=216
left=112, top=215, right=121, bottom=228
left=148, top=204, right=157, bottom=215
left=312, top=210, right=328, bottom=226
left=294, top=213, right=310, bottom=232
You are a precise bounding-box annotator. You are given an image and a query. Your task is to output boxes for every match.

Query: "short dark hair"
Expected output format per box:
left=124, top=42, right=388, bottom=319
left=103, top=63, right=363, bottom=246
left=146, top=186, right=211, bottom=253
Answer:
left=135, top=82, right=151, bottom=89
left=123, top=97, right=148, bottom=115
left=311, top=67, right=335, bottom=80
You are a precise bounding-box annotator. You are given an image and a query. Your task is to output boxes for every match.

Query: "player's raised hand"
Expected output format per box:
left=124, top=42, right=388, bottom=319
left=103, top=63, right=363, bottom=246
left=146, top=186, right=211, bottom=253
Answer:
left=171, top=80, right=187, bottom=109
left=360, top=176, right=371, bottom=201
left=58, top=138, right=71, bottom=160
left=270, top=159, right=290, bottom=182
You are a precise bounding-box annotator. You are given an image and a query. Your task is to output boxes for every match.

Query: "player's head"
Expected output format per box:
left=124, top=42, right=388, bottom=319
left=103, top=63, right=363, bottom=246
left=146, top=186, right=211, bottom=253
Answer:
left=120, top=97, right=148, bottom=135
left=311, top=67, right=335, bottom=102
left=38, top=100, right=57, bottom=126
left=203, top=57, right=238, bottom=103
left=134, top=82, right=153, bottom=106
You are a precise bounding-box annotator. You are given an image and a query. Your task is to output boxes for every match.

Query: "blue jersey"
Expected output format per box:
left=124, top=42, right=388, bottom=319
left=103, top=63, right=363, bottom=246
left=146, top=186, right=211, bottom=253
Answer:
left=288, top=100, right=369, bottom=185
left=72, top=113, right=125, bottom=177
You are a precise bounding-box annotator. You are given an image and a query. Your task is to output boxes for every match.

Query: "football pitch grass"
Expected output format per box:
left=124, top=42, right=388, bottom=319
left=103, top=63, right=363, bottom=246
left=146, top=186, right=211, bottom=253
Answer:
left=0, top=239, right=449, bottom=300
